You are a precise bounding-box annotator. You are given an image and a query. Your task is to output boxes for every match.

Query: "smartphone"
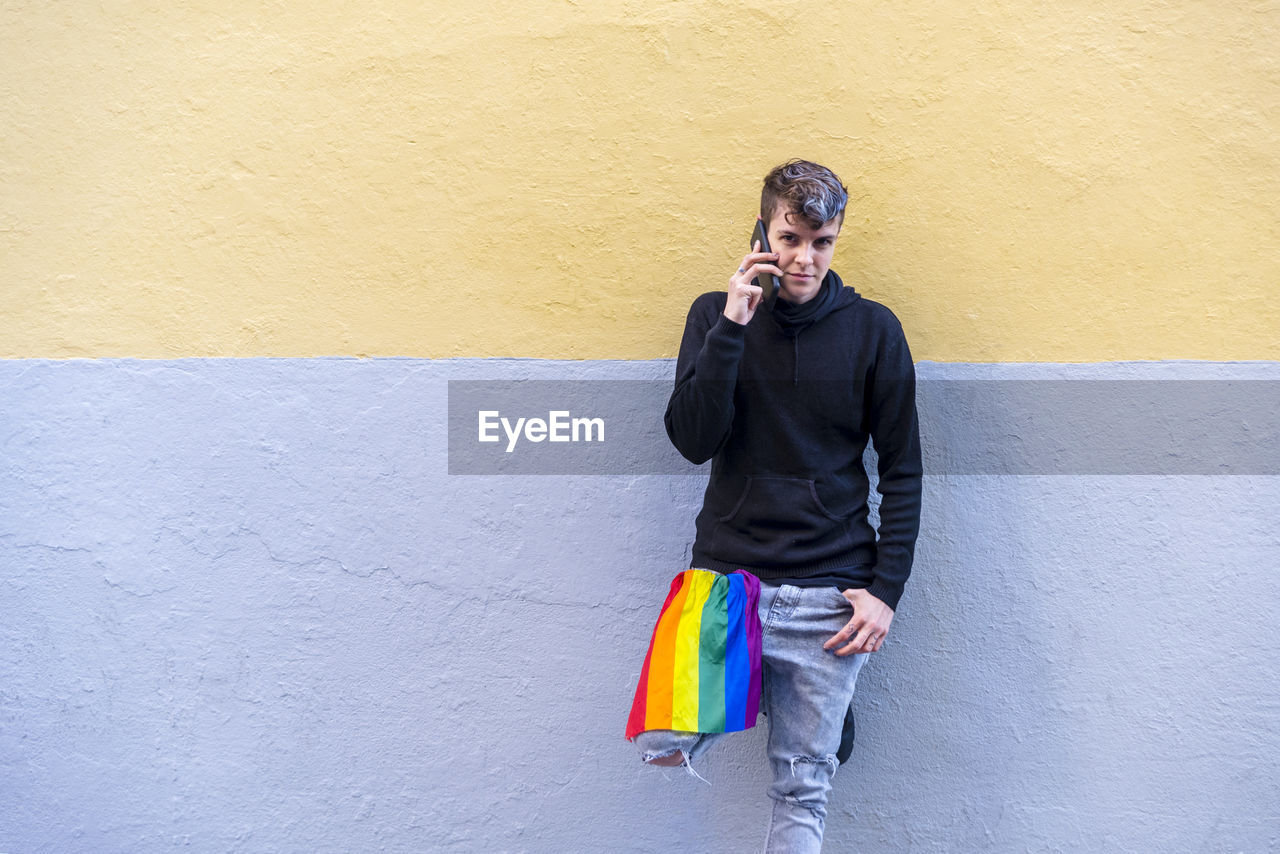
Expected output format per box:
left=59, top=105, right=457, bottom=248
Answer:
left=751, top=218, right=781, bottom=312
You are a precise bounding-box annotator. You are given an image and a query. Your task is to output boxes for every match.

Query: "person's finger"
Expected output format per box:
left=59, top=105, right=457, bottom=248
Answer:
left=837, top=637, right=874, bottom=656
left=740, top=262, right=783, bottom=285
left=824, top=616, right=861, bottom=651
left=844, top=622, right=887, bottom=655
left=740, top=250, right=779, bottom=270
left=860, top=627, right=888, bottom=653
left=834, top=638, right=865, bottom=657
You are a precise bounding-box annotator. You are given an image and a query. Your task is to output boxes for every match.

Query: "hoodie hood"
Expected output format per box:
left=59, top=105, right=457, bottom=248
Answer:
left=769, top=269, right=861, bottom=338
left=766, top=270, right=862, bottom=385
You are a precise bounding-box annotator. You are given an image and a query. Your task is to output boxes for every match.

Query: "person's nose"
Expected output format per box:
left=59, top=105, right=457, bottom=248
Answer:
left=796, top=242, right=814, bottom=266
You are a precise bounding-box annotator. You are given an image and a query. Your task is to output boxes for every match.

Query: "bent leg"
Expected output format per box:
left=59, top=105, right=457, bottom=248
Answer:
left=632, top=729, right=729, bottom=779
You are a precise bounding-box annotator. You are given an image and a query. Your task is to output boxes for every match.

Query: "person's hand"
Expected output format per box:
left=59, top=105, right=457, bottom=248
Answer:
left=724, top=236, right=781, bottom=326
left=824, top=588, right=895, bottom=656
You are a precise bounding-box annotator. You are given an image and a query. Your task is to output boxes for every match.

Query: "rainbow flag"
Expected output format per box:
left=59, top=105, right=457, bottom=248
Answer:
left=626, top=569, right=763, bottom=740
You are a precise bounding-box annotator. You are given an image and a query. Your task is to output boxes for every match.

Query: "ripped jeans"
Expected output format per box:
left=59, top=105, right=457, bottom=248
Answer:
left=634, top=582, right=870, bottom=854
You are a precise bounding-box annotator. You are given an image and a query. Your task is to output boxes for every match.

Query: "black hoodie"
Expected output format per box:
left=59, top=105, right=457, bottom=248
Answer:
left=664, top=271, right=922, bottom=611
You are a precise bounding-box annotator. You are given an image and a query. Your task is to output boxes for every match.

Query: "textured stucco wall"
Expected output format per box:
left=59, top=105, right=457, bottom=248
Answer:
left=4, top=358, right=1278, bottom=852
left=3, top=1, right=1278, bottom=360
left=5, top=1, right=1279, bottom=850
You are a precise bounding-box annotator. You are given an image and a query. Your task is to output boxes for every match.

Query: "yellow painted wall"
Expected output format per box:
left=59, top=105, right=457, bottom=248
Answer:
left=3, top=1, right=1277, bottom=361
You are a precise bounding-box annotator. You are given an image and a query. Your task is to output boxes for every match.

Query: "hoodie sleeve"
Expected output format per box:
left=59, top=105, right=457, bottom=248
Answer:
left=863, top=312, right=923, bottom=612
left=664, top=294, right=747, bottom=465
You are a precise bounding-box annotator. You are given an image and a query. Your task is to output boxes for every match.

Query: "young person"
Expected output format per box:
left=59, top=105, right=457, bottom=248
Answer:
left=636, top=159, right=922, bottom=852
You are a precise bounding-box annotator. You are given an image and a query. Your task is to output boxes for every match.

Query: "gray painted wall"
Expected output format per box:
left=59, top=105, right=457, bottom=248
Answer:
left=3, top=359, right=1278, bottom=853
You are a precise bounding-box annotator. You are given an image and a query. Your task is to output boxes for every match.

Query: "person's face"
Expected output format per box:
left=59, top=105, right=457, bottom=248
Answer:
left=766, top=206, right=842, bottom=305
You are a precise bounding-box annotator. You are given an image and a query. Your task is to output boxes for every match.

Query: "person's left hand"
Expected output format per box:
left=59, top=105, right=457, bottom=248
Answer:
left=823, top=588, right=894, bottom=656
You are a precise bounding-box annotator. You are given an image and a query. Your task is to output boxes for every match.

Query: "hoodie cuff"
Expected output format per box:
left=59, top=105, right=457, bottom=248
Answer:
left=712, top=311, right=749, bottom=337
left=697, top=312, right=748, bottom=379
left=865, top=576, right=904, bottom=613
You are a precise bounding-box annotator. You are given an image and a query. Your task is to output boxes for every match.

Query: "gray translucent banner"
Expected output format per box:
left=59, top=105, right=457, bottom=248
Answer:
left=447, top=380, right=1280, bottom=475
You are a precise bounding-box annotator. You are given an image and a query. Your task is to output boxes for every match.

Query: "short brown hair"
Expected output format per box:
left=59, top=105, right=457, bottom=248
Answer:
left=760, top=159, right=849, bottom=229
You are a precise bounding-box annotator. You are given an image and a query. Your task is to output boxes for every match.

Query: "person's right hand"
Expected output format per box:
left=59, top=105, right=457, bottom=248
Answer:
left=724, top=239, right=781, bottom=326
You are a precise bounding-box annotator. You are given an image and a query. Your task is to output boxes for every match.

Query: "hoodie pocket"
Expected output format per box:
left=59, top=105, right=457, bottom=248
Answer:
left=712, top=476, right=851, bottom=565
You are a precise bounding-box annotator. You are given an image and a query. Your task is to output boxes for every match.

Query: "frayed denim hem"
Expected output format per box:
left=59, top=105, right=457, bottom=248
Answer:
left=633, top=730, right=715, bottom=785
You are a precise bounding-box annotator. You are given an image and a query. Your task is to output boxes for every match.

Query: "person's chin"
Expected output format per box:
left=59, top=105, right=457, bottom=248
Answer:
left=783, top=277, right=819, bottom=302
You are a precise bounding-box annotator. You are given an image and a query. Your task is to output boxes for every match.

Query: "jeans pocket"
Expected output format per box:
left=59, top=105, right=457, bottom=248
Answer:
left=830, top=585, right=852, bottom=611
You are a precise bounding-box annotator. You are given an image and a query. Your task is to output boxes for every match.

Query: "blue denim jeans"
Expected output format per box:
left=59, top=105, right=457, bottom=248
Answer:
left=634, top=582, right=870, bottom=853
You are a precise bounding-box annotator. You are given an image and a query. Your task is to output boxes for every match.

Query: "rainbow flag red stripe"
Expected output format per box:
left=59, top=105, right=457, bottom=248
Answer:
left=625, top=569, right=762, bottom=740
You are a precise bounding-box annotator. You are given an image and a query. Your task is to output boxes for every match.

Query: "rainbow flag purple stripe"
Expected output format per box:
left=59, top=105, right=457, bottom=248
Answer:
left=626, top=569, right=762, bottom=740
